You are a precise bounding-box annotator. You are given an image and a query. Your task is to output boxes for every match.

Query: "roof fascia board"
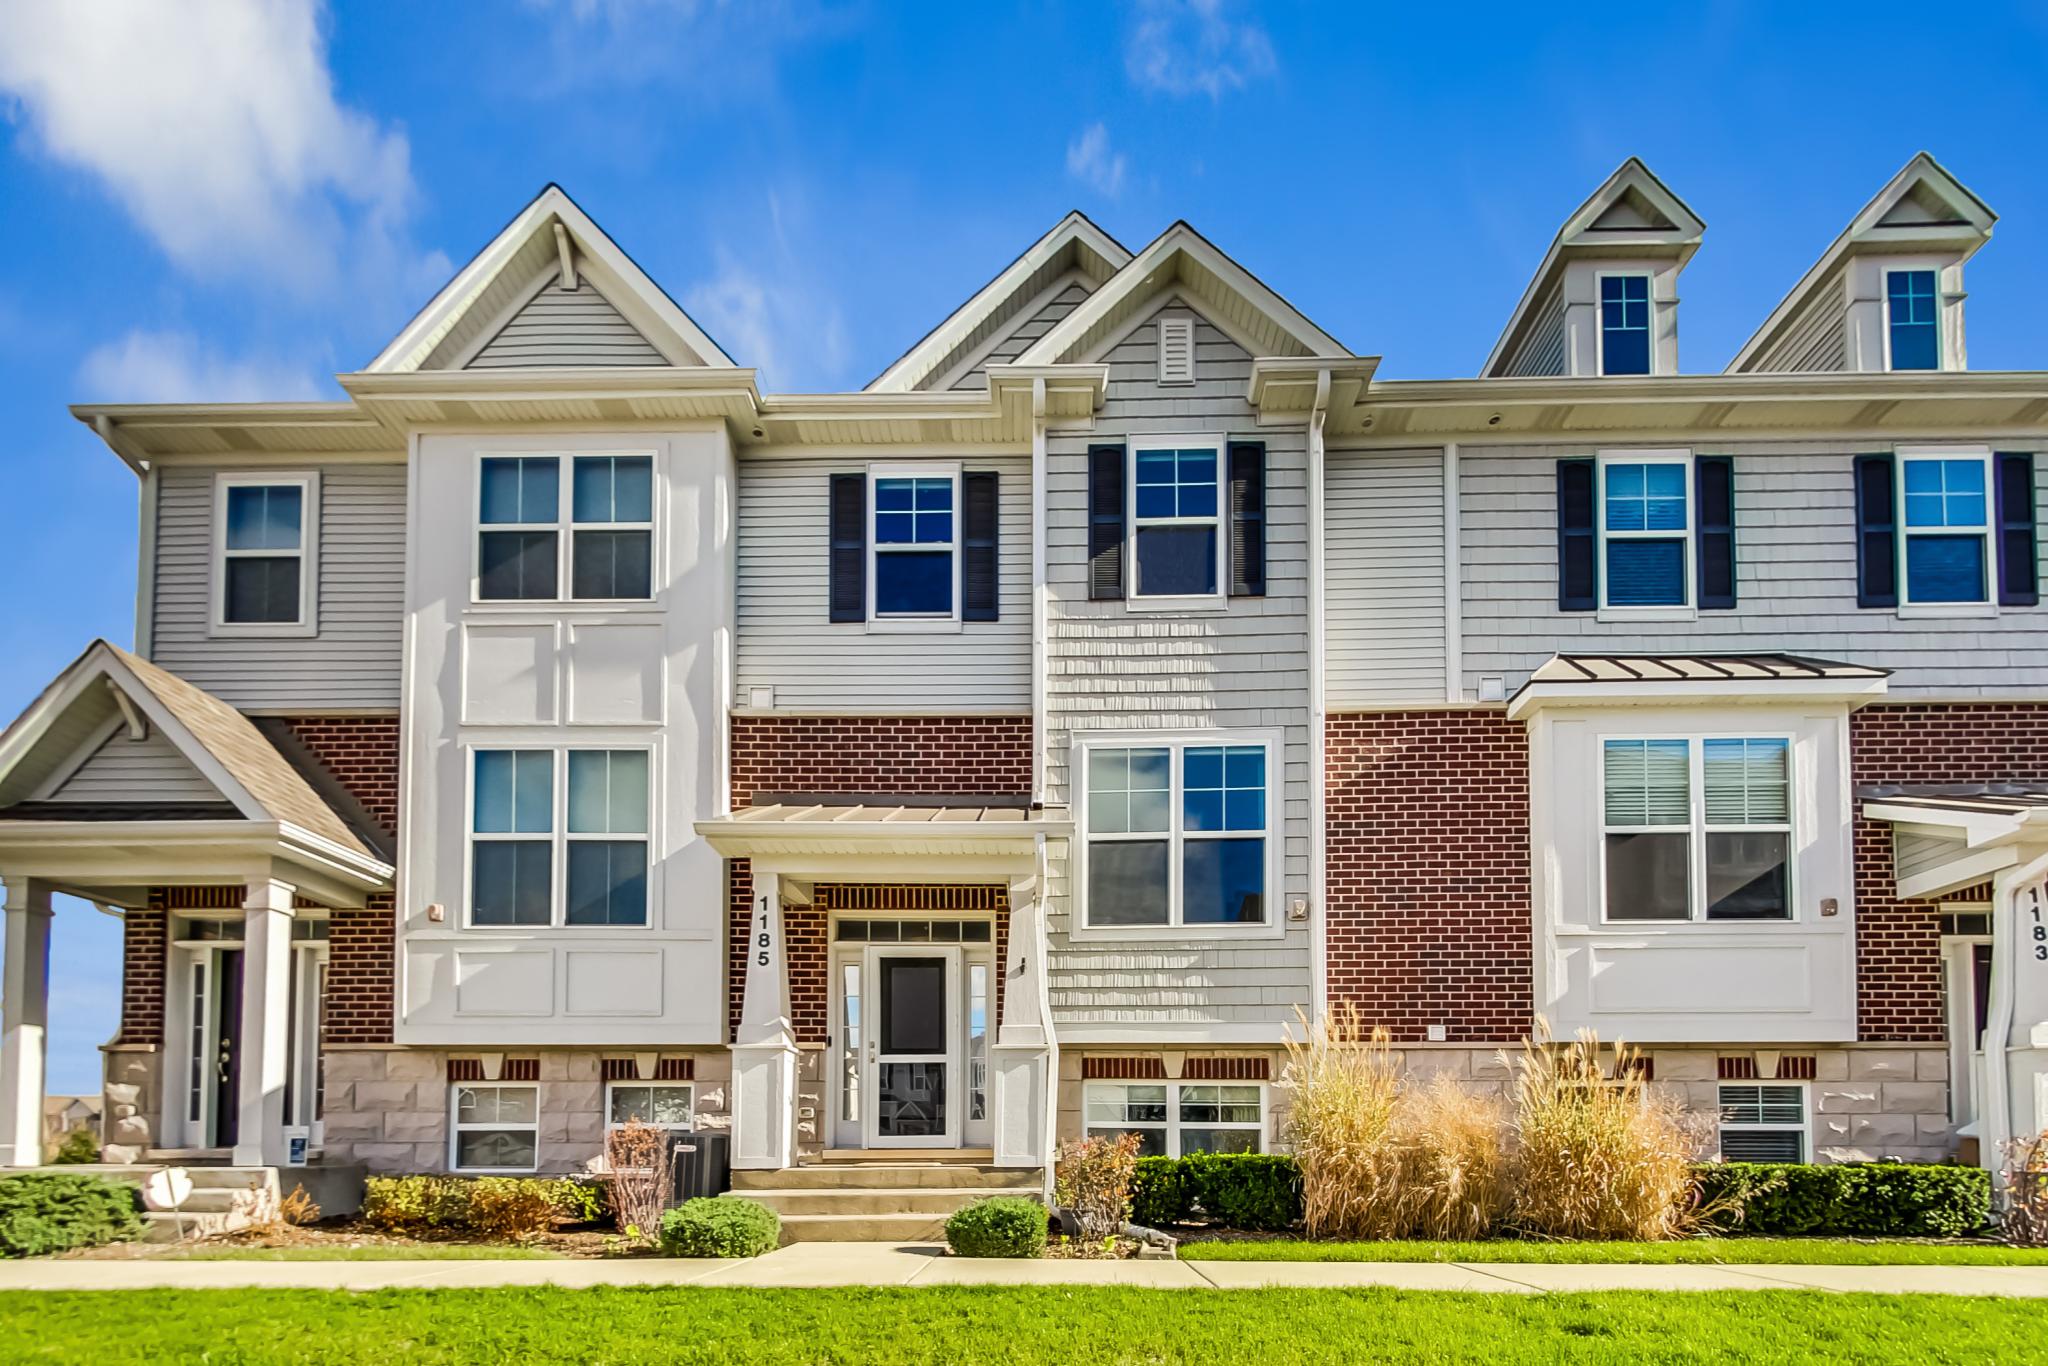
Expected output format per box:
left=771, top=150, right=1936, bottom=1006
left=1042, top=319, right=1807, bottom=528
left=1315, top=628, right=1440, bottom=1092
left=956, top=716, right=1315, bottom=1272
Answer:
left=1506, top=675, right=1887, bottom=720
left=1728, top=153, right=1997, bottom=373
left=866, top=212, right=1132, bottom=392
left=1482, top=159, right=1705, bottom=378
left=1363, top=369, right=2048, bottom=407
left=1017, top=224, right=1349, bottom=367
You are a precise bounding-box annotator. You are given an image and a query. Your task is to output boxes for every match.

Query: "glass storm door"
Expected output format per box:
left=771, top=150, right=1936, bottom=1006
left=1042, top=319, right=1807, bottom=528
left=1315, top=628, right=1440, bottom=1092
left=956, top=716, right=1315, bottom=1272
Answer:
left=863, top=948, right=959, bottom=1148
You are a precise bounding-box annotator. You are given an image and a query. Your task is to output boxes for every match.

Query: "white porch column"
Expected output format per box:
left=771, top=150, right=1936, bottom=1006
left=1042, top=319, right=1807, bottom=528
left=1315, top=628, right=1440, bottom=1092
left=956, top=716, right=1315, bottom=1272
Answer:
left=730, top=870, right=798, bottom=1170
left=0, top=878, right=54, bottom=1168
left=991, top=846, right=1056, bottom=1169
left=233, top=877, right=294, bottom=1167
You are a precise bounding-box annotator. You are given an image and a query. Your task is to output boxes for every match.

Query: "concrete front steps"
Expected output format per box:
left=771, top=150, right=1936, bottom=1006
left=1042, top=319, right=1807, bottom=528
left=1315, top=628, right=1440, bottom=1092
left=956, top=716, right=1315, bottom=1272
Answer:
left=733, top=1159, right=1040, bottom=1244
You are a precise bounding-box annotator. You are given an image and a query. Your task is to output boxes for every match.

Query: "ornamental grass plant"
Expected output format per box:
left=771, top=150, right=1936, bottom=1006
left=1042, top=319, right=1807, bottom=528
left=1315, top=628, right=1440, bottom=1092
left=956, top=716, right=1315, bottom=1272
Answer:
left=1279, top=1004, right=1406, bottom=1239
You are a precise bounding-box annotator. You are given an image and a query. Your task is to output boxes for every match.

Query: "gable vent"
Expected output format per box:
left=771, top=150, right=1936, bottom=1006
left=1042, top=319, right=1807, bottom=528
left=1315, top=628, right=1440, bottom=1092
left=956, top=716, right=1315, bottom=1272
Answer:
left=1157, top=316, right=1195, bottom=384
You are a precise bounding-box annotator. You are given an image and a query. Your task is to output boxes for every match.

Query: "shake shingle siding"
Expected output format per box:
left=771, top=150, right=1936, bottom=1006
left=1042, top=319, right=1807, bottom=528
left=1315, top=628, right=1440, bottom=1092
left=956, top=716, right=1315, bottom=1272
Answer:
left=1042, top=301, right=1313, bottom=1028
left=1457, top=443, right=2048, bottom=697
left=150, top=463, right=405, bottom=710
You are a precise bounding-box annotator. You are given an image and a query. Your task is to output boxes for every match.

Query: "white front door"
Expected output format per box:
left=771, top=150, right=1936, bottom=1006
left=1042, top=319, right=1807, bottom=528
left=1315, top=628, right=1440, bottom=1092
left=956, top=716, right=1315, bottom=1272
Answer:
left=862, top=946, right=960, bottom=1149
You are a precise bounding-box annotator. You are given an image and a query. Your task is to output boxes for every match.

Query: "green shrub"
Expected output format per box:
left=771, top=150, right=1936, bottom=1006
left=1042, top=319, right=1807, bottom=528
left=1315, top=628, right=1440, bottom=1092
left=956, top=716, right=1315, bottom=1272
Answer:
left=659, top=1197, right=779, bottom=1257
left=50, top=1128, right=101, bottom=1165
left=363, top=1175, right=589, bottom=1238
left=1132, top=1154, right=1302, bottom=1232
left=945, top=1197, right=1047, bottom=1257
left=553, top=1176, right=612, bottom=1226
left=0, top=1173, right=143, bottom=1257
left=1697, top=1163, right=1990, bottom=1239
left=362, top=1175, right=468, bottom=1234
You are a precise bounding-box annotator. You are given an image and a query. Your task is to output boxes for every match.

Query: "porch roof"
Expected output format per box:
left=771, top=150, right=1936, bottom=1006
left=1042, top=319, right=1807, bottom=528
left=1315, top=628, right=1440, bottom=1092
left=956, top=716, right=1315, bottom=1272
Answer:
left=696, top=798, right=1071, bottom=861
left=1861, top=783, right=2048, bottom=900
left=1507, top=651, right=1889, bottom=717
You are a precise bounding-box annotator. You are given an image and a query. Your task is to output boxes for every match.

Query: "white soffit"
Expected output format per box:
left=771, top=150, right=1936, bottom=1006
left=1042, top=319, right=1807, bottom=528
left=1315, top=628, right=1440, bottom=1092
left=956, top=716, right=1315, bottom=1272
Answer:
left=1728, top=152, right=1998, bottom=374
left=1482, top=157, right=1706, bottom=379
left=366, top=184, right=736, bottom=375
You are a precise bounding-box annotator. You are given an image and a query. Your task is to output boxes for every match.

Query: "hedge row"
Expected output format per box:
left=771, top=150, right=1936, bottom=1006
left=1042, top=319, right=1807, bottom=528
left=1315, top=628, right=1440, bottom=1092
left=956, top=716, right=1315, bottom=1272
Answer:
left=1127, top=1153, right=1991, bottom=1239
left=362, top=1175, right=610, bottom=1238
left=0, top=1173, right=143, bottom=1258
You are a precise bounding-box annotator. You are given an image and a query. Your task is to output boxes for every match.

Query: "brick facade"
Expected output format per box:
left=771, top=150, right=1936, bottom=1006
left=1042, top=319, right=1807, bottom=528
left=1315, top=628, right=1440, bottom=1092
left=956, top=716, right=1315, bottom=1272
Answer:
left=117, top=898, right=168, bottom=1045
left=1324, top=709, right=1534, bottom=1042
left=1850, top=702, right=2048, bottom=1042
left=726, top=715, right=1033, bottom=1041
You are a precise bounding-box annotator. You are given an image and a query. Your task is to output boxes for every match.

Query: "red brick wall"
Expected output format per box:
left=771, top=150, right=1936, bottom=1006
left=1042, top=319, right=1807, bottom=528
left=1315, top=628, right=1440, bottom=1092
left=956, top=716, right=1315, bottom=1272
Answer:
left=1325, top=710, right=1533, bottom=1042
left=276, top=716, right=400, bottom=836
left=118, top=898, right=169, bottom=1045
left=726, top=716, right=1032, bottom=1042
left=1851, top=703, right=2048, bottom=1042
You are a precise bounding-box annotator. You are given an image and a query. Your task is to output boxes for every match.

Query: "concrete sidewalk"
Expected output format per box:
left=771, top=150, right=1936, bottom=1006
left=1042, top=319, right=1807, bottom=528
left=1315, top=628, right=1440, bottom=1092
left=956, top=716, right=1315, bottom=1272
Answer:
left=1, top=1244, right=2043, bottom=1296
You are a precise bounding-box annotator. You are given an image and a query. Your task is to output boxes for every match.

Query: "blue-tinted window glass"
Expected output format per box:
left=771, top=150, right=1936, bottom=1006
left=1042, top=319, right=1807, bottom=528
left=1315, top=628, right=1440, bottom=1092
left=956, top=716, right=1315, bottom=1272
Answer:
left=1134, top=525, right=1216, bottom=596
left=225, top=485, right=303, bottom=550
left=1605, top=463, right=1687, bottom=532
left=1183, top=746, right=1266, bottom=832
left=1905, top=535, right=1987, bottom=603
left=873, top=478, right=952, bottom=545
left=572, top=456, right=651, bottom=523
left=480, top=457, right=559, bottom=525
left=567, top=751, right=649, bottom=835
left=1888, top=271, right=1938, bottom=371
left=875, top=551, right=952, bottom=614
left=475, top=751, right=553, bottom=834
left=1600, top=275, right=1651, bottom=376
left=1606, top=539, right=1686, bottom=606
left=1134, top=448, right=1219, bottom=519
left=471, top=842, right=552, bottom=926
left=1902, top=459, right=1986, bottom=529
left=566, top=841, right=648, bottom=926
left=1182, top=838, right=1266, bottom=924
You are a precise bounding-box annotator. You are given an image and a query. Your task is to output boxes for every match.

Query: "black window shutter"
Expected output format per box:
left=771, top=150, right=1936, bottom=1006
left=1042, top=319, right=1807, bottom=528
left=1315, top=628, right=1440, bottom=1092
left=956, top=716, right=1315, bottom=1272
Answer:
left=1996, top=452, right=2039, bottom=607
left=1853, top=453, right=1898, bottom=609
left=827, top=472, right=866, bottom=622
left=962, top=471, right=1000, bottom=621
left=1228, top=441, right=1266, bottom=597
left=1695, top=455, right=1736, bottom=610
left=1088, top=443, right=1126, bottom=600
left=1556, top=458, right=1596, bottom=611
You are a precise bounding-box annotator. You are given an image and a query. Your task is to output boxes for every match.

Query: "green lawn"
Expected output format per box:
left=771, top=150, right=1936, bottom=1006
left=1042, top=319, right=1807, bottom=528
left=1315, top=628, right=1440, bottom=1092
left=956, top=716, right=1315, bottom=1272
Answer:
left=0, top=1287, right=2036, bottom=1364
left=1181, top=1237, right=2048, bottom=1267
left=155, top=1244, right=562, bottom=1262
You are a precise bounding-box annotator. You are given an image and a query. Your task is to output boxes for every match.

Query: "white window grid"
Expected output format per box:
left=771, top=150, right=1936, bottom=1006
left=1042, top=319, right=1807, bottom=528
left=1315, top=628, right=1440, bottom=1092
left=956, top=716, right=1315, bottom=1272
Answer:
left=1598, top=734, right=1796, bottom=925
left=603, top=1081, right=694, bottom=1131
left=472, top=451, right=657, bottom=604
left=1594, top=449, right=1693, bottom=611
left=1082, top=1081, right=1267, bottom=1157
left=866, top=462, right=962, bottom=626
left=1716, top=1082, right=1809, bottom=1162
left=1883, top=268, right=1941, bottom=371
left=1595, top=271, right=1653, bottom=377
left=1896, top=445, right=1994, bottom=608
left=1076, top=736, right=1275, bottom=932
left=212, top=472, right=318, bottom=633
left=448, top=1082, right=540, bottom=1173
left=1128, top=434, right=1225, bottom=606
left=464, top=745, right=655, bottom=931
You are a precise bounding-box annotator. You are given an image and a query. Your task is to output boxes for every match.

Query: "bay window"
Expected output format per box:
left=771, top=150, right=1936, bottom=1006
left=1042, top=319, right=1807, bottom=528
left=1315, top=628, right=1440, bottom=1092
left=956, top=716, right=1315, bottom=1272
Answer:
left=1084, top=1081, right=1264, bottom=1157
left=1081, top=738, right=1271, bottom=929
left=1602, top=736, right=1791, bottom=922
left=1131, top=439, right=1221, bottom=600
left=470, top=747, right=651, bottom=928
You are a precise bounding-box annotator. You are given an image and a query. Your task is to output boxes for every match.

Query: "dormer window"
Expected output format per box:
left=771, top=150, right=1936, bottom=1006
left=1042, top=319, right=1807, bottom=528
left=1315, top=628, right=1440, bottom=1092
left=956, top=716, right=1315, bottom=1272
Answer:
left=1886, top=270, right=1939, bottom=371
left=1598, top=274, right=1652, bottom=376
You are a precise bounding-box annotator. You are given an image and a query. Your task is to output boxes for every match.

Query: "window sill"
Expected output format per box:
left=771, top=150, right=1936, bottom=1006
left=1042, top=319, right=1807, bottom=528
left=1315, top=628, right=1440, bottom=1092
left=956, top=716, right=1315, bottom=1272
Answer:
left=1124, top=597, right=1231, bottom=614
left=865, top=617, right=964, bottom=635
left=1595, top=606, right=1697, bottom=623
left=207, top=621, right=318, bottom=640
left=1896, top=603, right=1998, bottom=620
left=1067, top=920, right=1287, bottom=943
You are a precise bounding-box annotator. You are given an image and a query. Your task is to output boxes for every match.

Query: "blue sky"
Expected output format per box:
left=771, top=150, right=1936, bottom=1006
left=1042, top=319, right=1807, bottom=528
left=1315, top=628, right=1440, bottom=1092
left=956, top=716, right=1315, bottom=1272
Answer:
left=2, top=0, right=2046, bottom=1094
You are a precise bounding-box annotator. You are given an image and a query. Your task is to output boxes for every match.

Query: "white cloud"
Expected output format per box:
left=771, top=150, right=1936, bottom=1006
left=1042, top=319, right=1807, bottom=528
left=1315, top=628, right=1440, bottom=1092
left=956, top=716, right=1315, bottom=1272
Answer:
left=77, top=330, right=327, bottom=403
left=1065, top=123, right=1129, bottom=198
left=515, top=0, right=844, bottom=97
left=683, top=192, right=849, bottom=391
left=1125, top=0, right=1277, bottom=100
left=0, top=0, right=444, bottom=300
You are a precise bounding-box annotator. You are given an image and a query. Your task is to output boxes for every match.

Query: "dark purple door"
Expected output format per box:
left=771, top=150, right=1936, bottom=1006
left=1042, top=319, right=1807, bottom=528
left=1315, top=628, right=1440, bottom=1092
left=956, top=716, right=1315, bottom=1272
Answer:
left=213, top=949, right=244, bottom=1148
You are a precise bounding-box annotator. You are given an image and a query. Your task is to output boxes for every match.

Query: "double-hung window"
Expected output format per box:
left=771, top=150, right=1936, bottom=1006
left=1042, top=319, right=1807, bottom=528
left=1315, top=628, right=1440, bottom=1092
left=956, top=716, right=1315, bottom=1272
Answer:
left=1084, top=1081, right=1264, bottom=1157
left=1131, top=439, right=1221, bottom=600
left=470, top=748, right=651, bottom=928
left=216, top=476, right=315, bottom=628
left=870, top=467, right=957, bottom=619
left=450, top=1083, right=539, bottom=1171
left=1599, top=454, right=1691, bottom=608
left=1886, top=269, right=1939, bottom=372
left=1603, top=737, right=1792, bottom=922
left=1899, top=450, right=1991, bottom=605
left=1083, top=739, right=1270, bottom=928
left=1599, top=273, right=1652, bottom=376
left=1717, top=1083, right=1808, bottom=1161
left=478, top=454, right=654, bottom=601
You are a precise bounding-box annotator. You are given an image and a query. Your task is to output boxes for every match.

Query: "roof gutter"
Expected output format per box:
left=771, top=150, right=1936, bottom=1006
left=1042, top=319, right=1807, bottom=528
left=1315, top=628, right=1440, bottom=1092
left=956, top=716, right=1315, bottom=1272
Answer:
left=1307, top=367, right=1331, bottom=1023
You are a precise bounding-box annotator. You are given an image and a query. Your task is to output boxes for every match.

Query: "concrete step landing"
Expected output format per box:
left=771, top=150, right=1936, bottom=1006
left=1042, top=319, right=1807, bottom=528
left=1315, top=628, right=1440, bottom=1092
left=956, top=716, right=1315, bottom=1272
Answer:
left=734, top=1162, right=1040, bottom=1243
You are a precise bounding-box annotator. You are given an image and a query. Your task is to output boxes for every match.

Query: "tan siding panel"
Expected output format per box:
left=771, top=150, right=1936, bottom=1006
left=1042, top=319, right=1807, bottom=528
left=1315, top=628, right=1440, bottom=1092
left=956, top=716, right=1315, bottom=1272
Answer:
left=49, top=729, right=221, bottom=803
left=466, top=279, right=668, bottom=368
left=1326, top=449, right=1448, bottom=705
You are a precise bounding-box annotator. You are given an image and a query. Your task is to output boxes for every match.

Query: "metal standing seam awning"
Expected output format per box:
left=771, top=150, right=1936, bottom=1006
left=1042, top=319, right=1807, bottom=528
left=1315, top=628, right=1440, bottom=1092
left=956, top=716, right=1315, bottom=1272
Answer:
left=1861, top=785, right=2048, bottom=901
left=1506, top=652, right=1890, bottom=718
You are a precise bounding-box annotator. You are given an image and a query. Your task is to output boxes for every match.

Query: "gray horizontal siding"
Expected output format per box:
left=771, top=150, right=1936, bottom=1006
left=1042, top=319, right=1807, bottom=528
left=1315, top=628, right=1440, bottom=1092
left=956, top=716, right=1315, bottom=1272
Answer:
left=467, top=278, right=668, bottom=368
left=1459, top=442, right=2048, bottom=697
left=1499, top=279, right=1566, bottom=378
left=150, top=463, right=405, bottom=710
left=49, top=729, right=219, bottom=803
left=1044, top=301, right=1313, bottom=1028
left=1326, top=449, right=1448, bottom=706
left=734, top=454, right=1031, bottom=710
left=947, top=281, right=1090, bottom=391
left=1754, top=271, right=1849, bottom=373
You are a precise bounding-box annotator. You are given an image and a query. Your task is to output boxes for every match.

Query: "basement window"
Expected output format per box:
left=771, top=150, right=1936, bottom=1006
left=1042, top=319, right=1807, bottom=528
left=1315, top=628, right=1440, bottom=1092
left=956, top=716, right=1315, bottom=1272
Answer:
left=1717, top=1082, right=1808, bottom=1162
left=1084, top=1081, right=1265, bottom=1157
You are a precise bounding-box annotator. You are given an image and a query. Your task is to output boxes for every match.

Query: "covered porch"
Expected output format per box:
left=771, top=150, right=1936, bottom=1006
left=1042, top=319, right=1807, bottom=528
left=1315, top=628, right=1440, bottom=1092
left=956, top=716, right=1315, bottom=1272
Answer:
left=696, top=798, right=1071, bottom=1172
left=1863, top=784, right=2048, bottom=1184
left=0, top=642, right=393, bottom=1169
